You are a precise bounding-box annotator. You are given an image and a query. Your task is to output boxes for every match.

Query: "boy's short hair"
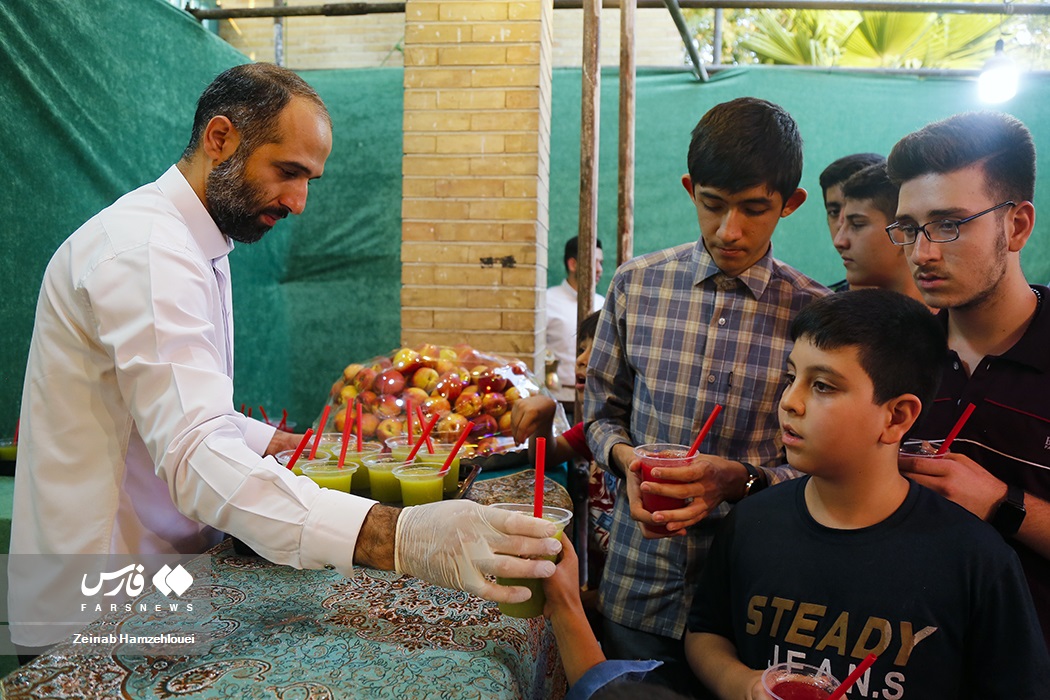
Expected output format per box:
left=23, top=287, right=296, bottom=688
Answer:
left=841, top=163, right=899, bottom=222
left=887, top=111, right=1035, bottom=204
left=564, top=235, right=603, bottom=272
left=790, top=289, right=946, bottom=409
left=577, top=310, right=602, bottom=351
left=686, top=97, right=803, bottom=204
left=819, top=152, right=885, bottom=201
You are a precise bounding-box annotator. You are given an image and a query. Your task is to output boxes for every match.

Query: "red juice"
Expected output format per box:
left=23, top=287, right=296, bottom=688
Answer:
left=770, top=681, right=832, bottom=700
left=636, top=445, right=694, bottom=535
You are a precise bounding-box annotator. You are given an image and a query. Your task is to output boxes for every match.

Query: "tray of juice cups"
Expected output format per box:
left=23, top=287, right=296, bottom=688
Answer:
left=761, top=661, right=841, bottom=700
left=489, top=503, right=572, bottom=618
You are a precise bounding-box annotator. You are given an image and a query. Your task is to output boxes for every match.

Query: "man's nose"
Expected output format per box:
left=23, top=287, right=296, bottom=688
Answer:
left=281, top=181, right=308, bottom=216
left=832, top=222, right=849, bottom=251
left=909, top=231, right=940, bottom=266
left=719, top=209, right=744, bottom=241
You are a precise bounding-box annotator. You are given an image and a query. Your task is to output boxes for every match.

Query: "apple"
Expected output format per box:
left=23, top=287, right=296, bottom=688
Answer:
left=359, top=412, right=379, bottom=439
left=376, top=418, right=403, bottom=442
left=423, top=395, right=451, bottom=417
left=376, top=394, right=403, bottom=418
left=454, top=392, right=483, bottom=419
left=438, top=347, right=459, bottom=362
left=504, top=386, right=526, bottom=403
left=355, top=390, right=378, bottom=410
left=334, top=407, right=349, bottom=433
left=509, top=361, right=527, bottom=375
left=434, top=358, right=456, bottom=376
left=392, top=347, right=422, bottom=375
left=434, top=373, right=465, bottom=403
left=340, top=384, right=359, bottom=405
left=454, top=343, right=477, bottom=362
left=418, top=343, right=441, bottom=361
left=497, top=411, right=513, bottom=436
left=373, top=357, right=393, bottom=371
left=471, top=414, right=499, bottom=438
left=475, top=436, right=500, bottom=456
left=375, top=369, right=406, bottom=396
left=481, top=392, right=508, bottom=418
left=476, top=371, right=508, bottom=394
left=436, top=412, right=469, bottom=442
left=343, top=363, right=365, bottom=382
left=353, top=367, right=377, bottom=393
left=330, top=378, right=345, bottom=400
left=469, top=365, right=490, bottom=383
left=411, top=367, right=440, bottom=394
left=459, top=385, right=481, bottom=400
left=402, top=387, right=429, bottom=408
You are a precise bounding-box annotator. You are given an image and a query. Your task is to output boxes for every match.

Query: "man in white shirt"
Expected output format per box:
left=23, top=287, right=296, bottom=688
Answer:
left=547, top=236, right=605, bottom=403
left=10, top=63, right=560, bottom=657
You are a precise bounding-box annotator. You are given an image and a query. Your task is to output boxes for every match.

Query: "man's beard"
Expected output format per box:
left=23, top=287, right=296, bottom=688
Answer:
left=205, top=149, right=288, bottom=244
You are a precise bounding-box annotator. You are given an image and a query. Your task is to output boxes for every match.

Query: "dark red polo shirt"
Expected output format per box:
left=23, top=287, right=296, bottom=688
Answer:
left=911, top=285, right=1050, bottom=651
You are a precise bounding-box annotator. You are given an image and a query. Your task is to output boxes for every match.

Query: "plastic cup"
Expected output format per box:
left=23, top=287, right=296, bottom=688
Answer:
left=362, top=455, right=409, bottom=503
left=415, top=443, right=460, bottom=494
left=491, top=503, right=572, bottom=619
left=385, top=436, right=414, bottom=463
left=341, top=442, right=383, bottom=493
left=301, top=462, right=357, bottom=493
left=899, top=439, right=945, bottom=458
left=276, top=448, right=333, bottom=477
left=0, top=439, right=16, bottom=462
left=761, top=661, right=841, bottom=700
left=635, top=443, right=697, bottom=535
left=392, top=464, right=444, bottom=505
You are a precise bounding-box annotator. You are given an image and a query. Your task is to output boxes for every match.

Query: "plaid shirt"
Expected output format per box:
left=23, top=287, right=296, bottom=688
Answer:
left=584, top=239, right=829, bottom=638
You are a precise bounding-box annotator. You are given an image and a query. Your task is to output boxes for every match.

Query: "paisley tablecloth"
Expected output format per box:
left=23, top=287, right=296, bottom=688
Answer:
left=1, top=471, right=570, bottom=700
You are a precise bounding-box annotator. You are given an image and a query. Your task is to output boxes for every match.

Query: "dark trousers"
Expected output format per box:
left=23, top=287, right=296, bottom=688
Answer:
left=601, top=618, right=706, bottom=698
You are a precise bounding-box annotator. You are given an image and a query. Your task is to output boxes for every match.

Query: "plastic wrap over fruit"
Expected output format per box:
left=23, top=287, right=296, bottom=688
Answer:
left=321, top=343, right=571, bottom=457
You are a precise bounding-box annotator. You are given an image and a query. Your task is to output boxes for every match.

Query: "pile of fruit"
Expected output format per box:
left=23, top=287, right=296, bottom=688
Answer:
left=326, top=343, right=566, bottom=456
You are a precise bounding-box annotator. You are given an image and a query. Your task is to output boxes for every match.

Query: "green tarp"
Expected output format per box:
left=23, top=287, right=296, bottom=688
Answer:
left=4, top=0, right=1050, bottom=431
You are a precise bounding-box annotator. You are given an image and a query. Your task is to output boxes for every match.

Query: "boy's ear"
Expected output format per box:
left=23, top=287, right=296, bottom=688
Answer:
left=681, top=174, right=696, bottom=198
left=881, top=394, right=922, bottom=445
left=780, top=188, right=808, bottom=218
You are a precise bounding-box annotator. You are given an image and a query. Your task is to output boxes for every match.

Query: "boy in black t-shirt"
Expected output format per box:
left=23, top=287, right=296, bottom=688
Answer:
left=685, top=289, right=1050, bottom=699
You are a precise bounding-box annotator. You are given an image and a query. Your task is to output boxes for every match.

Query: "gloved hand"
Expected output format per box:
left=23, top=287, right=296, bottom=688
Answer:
left=394, top=500, right=562, bottom=603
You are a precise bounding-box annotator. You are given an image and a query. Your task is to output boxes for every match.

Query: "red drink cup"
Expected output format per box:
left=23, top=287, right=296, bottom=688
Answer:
left=762, top=662, right=840, bottom=700
left=635, top=443, right=696, bottom=534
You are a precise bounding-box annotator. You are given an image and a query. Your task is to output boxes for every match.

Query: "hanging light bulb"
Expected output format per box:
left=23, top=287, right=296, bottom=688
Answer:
left=978, top=39, right=1019, bottom=104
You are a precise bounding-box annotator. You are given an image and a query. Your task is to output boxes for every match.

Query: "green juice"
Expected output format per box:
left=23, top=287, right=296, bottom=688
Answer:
left=494, top=505, right=572, bottom=619
left=415, top=450, right=460, bottom=495
left=303, top=465, right=355, bottom=493
left=393, top=465, right=444, bottom=506
left=363, top=456, right=405, bottom=503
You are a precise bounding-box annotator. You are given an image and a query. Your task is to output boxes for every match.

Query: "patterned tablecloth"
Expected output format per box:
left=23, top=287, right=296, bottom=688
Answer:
left=1, top=471, right=570, bottom=700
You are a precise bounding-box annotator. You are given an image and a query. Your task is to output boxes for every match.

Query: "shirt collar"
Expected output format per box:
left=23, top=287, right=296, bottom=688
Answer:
left=940, top=285, right=1050, bottom=372
left=558, top=279, right=577, bottom=299
left=691, top=239, right=773, bottom=298
left=156, top=165, right=234, bottom=262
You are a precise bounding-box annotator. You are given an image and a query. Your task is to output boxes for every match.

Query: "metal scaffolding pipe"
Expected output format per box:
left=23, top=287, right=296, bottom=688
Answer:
left=665, top=0, right=709, bottom=81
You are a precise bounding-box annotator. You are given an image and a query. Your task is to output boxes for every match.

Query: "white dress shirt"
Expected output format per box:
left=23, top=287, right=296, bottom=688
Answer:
left=546, top=280, right=605, bottom=402
left=10, top=166, right=373, bottom=647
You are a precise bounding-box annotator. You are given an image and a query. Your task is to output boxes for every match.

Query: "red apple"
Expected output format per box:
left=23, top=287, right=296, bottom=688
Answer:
left=376, top=418, right=403, bottom=442
left=411, top=367, right=440, bottom=394
left=459, top=385, right=481, bottom=400
left=402, top=387, right=429, bottom=408
left=355, top=390, right=378, bottom=410
left=375, top=369, right=406, bottom=396
left=418, top=343, right=441, bottom=361
left=434, top=373, right=465, bottom=403
left=469, top=365, right=490, bottom=383
left=343, top=363, right=365, bottom=382
left=330, top=378, right=345, bottom=400
left=481, top=392, right=508, bottom=418
left=476, top=372, right=508, bottom=394
left=436, top=412, right=469, bottom=442
left=353, top=367, right=377, bottom=393
left=454, top=392, right=483, bottom=419
left=372, top=357, right=393, bottom=372
left=392, top=347, right=422, bottom=375
left=334, top=407, right=349, bottom=433
left=497, top=411, right=513, bottom=436
left=434, top=358, right=456, bottom=376
left=359, top=412, right=379, bottom=439
left=509, top=361, right=527, bottom=375
left=376, top=394, right=403, bottom=418
left=471, top=414, right=499, bottom=438
left=504, top=386, right=526, bottom=403
left=423, top=395, right=451, bottom=417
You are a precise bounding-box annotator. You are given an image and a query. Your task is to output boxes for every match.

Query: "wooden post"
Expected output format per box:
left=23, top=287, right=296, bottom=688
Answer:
left=617, top=0, right=636, bottom=266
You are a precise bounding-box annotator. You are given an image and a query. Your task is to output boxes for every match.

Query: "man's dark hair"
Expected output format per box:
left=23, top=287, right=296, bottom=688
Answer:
left=564, top=235, right=603, bottom=272
left=790, top=289, right=945, bottom=410
left=887, top=112, right=1035, bottom=204
left=686, top=97, right=803, bottom=204
left=819, top=153, right=885, bottom=201
left=841, top=163, right=899, bottom=221
left=182, top=63, right=331, bottom=160
left=577, top=310, right=602, bottom=351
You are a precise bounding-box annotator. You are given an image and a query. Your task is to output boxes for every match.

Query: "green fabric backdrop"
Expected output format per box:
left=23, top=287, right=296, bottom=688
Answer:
left=3, top=0, right=1050, bottom=433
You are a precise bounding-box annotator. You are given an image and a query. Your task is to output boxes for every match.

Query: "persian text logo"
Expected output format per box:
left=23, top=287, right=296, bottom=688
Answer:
left=80, top=564, right=193, bottom=599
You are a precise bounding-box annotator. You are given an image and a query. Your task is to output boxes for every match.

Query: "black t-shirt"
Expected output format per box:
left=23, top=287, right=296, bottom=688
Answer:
left=688, top=478, right=1050, bottom=699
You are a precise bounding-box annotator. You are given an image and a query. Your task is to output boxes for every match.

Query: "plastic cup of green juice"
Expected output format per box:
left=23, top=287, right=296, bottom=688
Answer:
left=0, top=439, right=16, bottom=462
left=414, top=443, right=460, bottom=495
left=339, top=442, right=383, bottom=493
left=385, top=436, right=415, bottom=463
left=276, top=448, right=334, bottom=477
left=362, top=454, right=408, bottom=503
left=392, top=463, right=444, bottom=506
left=491, top=503, right=572, bottom=619
left=301, top=462, right=357, bottom=493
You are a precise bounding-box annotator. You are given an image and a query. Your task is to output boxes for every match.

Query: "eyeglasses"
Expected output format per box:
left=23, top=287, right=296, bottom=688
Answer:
left=885, top=201, right=1015, bottom=246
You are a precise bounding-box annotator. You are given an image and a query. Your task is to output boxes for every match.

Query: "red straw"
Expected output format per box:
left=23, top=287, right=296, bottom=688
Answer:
left=355, top=403, right=363, bottom=452
left=406, top=401, right=414, bottom=441
left=338, top=407, right=355, bottom=469
left=247, top=407, right=252, bottom=418
left=258, top=405, right=269, bottom=423
left=827, top=654, right=877, bottom=700
left=13, top=419, right=18, bottom=445
left=285, top=429, right=314, bottom=471
left=406, top=414, right=440, bottom=463
left=686, top=404, right=724, bottom=458
left=935, top=402, right=976, bottom=455
left=310, top=405, right=331, bottom=459
left=416, top=406, right=434, bottom=453
left=240, top=403, right=245, bottom=415
left=534, top=436, right=546, bottom=518
left=279, top=409, right=288, bottom=431
left=440, top=421, right=475, bottom=475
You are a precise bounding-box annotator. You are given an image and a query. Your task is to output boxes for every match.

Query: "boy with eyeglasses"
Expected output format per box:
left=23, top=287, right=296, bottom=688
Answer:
left=887, top=111, right=1050, bottom=651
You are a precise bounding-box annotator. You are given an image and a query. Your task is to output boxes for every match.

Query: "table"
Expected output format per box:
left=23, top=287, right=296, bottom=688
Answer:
left=1, top=471, right=570, bottom=699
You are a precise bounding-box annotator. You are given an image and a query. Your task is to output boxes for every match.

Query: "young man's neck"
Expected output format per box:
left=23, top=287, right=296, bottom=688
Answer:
left=565, top=275, right=578, bottom=292
left=946, top=271, right=1037, bottom=374
left=804, top=456, right=910, bottom=530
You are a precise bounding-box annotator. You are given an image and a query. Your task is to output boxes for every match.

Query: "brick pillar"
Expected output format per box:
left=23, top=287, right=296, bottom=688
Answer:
left=401, top=0, right=554, bottom=374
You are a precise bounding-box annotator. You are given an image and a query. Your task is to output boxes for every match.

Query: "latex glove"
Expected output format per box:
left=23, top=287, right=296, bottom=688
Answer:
left=394, top=500, right=562, bottom=603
